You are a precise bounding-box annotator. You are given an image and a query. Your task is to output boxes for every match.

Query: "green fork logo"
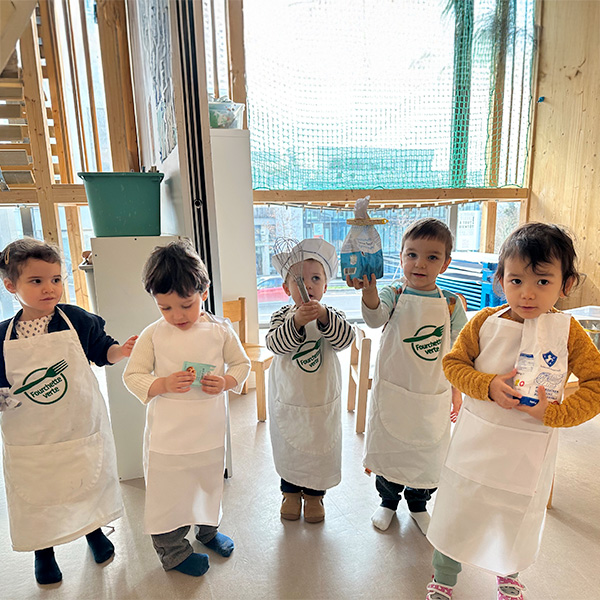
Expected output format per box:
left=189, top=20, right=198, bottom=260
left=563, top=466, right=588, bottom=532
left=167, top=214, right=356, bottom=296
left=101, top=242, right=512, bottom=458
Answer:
left=292, top=339, right=323, bottom=373
left=403, top=325, right=444, bottom=361
left=12, top=359, right=69, bottom=405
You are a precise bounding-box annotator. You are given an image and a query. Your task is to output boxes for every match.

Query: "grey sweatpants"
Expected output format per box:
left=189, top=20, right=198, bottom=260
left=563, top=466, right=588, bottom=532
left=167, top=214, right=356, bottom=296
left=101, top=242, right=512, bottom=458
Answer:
left=151, top=524, right=217, bottom=570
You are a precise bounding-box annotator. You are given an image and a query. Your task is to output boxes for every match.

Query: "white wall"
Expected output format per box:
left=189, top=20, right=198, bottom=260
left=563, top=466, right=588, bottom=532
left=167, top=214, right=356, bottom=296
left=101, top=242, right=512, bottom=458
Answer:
left=210, top=129, right=259, bottom=345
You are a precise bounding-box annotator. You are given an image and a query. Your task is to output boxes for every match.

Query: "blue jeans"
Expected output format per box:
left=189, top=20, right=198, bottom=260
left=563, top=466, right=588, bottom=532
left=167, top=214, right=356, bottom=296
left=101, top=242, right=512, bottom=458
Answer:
left=375, top=475, right=436, bottom=512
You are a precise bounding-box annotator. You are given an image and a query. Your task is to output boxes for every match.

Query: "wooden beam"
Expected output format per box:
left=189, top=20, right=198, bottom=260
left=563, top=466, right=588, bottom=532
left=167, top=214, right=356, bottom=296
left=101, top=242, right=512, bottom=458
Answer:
left=20, top=14, right=61, bottom=244
left=0, top=124, right=27, bottom=141
left=0, top=79, right=24, bottom=100
left=479, top=200, right=498, bottom=253
left=78, top=0, right=102, bottom=170
left=227, top=0, right=247, bottom=128
left=96, top=0, right=139, bottom=172
left=253, top=187, right=528, bottom=207
left=0, top=190, right=39, bottom=204
left=0, top=143, right=31, bottom=151
left=0, top=104, right=25, bottom=119
left=51, top=183, right=88, bottom=203
left=38, top=0, right=74, bottom=183
left=65, top=206, right=89, bottom=311
left=0, top=149, right=29, bottom=165
left=0, top=0, right=37, bottom=73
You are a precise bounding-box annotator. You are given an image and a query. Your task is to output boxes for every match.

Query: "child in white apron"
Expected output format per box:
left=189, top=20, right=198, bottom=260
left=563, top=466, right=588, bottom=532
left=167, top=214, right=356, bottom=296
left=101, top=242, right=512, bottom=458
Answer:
left=267, top=238, right=354, bottom=523
left=0, top=238, right=137, bottom=585
left=123, top=240, right=250, bottom=577
left=426, top=223, right=600, bottom=600
left=347, top=218, right=467, bottom=535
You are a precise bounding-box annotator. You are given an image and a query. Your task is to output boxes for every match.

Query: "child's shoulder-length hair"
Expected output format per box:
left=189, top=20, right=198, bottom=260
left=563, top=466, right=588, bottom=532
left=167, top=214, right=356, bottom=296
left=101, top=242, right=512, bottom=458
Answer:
left=0, top=238, right=62, bottom=282
left=494, top=222, right=580, bottom=291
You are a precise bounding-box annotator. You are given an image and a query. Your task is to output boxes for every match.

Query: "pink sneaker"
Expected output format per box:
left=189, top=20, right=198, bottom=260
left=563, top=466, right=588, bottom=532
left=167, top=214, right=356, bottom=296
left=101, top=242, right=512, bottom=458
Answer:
left=497, top=575, right=526, bottom=599
left=426, top=580, right=454, bottom=600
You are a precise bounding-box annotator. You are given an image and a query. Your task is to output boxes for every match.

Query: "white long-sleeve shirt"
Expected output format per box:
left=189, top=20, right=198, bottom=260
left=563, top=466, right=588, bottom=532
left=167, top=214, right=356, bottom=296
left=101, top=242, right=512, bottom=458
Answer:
left=123, top=313, right=250, bottom=404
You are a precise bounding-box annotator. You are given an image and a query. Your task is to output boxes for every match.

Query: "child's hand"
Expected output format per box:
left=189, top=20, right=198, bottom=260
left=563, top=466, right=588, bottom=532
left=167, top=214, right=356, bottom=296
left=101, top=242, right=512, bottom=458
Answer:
left=294, top=300, right=323, bottom=328
left=107, top=335, right=138, bottom=363
left=516, top=385, right=552, bottom=421
left=201, top=374, right=227, bottom=395
left=121, top=335, right=138, bottom=357
left=451, top=387, right=462, bottom=423
left=346, top=274, right=380, bottom=309
left=489, top=368, right=521, bottom=409
left=346, top=273, right=377, bottom=291
left=165, top=370, right=195, bottom=394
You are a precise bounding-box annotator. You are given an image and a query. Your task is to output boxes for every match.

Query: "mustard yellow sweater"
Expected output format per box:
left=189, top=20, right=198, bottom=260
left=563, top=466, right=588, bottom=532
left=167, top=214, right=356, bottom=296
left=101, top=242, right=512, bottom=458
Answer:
left=442, top=305, right=600, bottom=428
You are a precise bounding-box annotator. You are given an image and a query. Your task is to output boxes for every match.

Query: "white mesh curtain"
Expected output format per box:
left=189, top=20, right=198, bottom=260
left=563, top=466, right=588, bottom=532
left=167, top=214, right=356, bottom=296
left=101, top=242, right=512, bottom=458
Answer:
left=244, top=0, right=536, bottom=191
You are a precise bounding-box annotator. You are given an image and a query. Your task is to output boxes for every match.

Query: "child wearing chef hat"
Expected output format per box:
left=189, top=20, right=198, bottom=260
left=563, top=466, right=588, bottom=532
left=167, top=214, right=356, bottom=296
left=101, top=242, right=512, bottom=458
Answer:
left=267, top=238, right=354, bottom=523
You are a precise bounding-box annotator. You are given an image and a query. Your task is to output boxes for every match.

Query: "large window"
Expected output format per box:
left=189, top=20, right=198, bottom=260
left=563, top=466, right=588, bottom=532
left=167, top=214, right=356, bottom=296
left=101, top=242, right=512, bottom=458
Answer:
left=254, top=204, right=456, bottom=323
left=244, top=0, right=536, bottom=190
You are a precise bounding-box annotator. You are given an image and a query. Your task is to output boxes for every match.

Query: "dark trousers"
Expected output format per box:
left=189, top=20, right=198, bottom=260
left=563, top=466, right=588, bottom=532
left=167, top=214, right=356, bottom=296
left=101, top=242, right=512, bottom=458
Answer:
left=151, top=524, right=217, bottom=570
left=281, top=478, right=325, bottom=497
left=375, top=475, right=436, bottom=513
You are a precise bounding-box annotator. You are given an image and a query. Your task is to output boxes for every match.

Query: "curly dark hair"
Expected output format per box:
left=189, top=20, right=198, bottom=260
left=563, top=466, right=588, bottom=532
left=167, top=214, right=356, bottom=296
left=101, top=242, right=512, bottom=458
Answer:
left=0, top=238, right=62, bottom=283
left=142, top=239, right=210, bottom=297
left=495, top=222, right=580, bottom=292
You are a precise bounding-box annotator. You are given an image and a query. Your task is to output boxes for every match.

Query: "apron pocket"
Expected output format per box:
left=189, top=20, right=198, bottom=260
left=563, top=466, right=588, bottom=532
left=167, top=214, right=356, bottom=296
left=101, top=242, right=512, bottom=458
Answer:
left=445, top=408, right=551, bottom=496
left=273, top=398, right=341, bottom=456
left=378, top=379, right=450, bottom=446
left=149, top=396, right=226, bottom=454
left=4, top=431, right=104, bottom=506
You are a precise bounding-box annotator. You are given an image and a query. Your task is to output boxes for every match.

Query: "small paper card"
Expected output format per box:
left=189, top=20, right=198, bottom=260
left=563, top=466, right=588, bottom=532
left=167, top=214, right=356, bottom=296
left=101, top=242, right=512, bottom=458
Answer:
left=183, top=361, right=215, bottom=386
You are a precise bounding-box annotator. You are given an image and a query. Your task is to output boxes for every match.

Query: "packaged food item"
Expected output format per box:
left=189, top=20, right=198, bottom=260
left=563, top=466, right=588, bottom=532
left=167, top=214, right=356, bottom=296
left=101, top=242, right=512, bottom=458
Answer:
left=341, top=196, right=387, bottom=281
left=513, top=312, right=571, bottom=406
left=182, top=362, right=215, bottom=386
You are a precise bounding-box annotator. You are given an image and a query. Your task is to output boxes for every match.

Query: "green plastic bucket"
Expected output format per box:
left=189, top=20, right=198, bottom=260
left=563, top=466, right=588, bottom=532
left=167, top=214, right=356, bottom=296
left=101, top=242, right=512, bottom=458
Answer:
left=78, top=171, right=164, bottom=237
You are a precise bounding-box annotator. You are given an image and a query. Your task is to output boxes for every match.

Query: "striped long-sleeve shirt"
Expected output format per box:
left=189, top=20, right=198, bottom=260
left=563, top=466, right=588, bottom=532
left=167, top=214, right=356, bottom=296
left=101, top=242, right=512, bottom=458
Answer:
left=266, top=304, right=354, bottom=356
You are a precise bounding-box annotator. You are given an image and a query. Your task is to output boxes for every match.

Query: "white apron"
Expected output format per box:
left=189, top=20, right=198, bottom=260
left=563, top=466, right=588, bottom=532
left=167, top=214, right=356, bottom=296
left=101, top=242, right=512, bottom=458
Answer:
left=144, top=317, right=227, bottom=534
left=427, top=308, right=570, bottom=575
left=363, top=287, right=452, bottom=488
left=1, top=308, right=122, bottom=552
left=268, top=319, right=342, bottom=491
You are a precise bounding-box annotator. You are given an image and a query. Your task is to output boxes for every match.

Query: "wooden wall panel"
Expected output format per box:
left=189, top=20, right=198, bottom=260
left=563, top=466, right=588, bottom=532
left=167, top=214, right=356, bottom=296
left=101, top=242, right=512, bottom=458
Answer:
left=529, top=0, right=600, bottom=308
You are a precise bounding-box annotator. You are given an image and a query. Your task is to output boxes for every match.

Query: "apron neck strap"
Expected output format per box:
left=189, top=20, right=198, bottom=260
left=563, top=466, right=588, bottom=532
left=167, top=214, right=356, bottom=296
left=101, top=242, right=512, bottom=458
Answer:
left=55, top=306, right=75, bottom=330
left=494, top=306, right=513, bottom=319
left=4, top=306, right=75, bottom=341
left=402, top=282, right=443, bottom=298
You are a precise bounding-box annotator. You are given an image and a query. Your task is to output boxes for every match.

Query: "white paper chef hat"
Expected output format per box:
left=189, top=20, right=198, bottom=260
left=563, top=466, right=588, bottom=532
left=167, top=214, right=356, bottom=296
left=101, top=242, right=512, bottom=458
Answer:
left=271, top=238, right=338, bottom=282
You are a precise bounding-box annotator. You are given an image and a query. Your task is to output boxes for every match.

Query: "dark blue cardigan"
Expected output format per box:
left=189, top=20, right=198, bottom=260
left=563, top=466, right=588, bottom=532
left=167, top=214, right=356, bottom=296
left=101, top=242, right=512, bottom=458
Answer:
left=0, top=304, right=118, bottom=388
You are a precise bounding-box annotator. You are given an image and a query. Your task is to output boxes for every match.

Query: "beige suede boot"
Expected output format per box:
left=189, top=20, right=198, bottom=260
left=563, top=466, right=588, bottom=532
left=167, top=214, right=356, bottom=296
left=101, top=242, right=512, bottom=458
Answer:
left=280, top=492, right=302, bottom=520
left=303, top=495, right=325, bottom=523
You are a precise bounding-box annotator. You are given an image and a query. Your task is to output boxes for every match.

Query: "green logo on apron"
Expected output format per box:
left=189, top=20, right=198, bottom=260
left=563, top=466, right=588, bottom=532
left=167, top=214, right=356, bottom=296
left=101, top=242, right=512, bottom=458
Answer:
left=403, top=325, right=444, bottom=361
left=292, top=338, right=323, bottom=373
left=13, top=359, right=69, bottom=405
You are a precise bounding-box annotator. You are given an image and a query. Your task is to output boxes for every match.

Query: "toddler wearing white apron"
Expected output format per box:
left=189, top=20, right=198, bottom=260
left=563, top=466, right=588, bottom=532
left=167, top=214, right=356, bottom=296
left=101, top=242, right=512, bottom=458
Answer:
left=268, top=238, right=354, bottom=522
left=1, top=305, right=126, bottom=583
left=362, top=282, right=466, bottom=532
left=426, top=306, right=600, bottom=599
left=124, top=312, right=250, bottom=573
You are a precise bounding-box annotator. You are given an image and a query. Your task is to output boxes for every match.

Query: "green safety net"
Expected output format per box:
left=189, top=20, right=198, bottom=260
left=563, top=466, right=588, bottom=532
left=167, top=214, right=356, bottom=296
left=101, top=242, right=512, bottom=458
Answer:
left=244, top=0, right=536, bottom=191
